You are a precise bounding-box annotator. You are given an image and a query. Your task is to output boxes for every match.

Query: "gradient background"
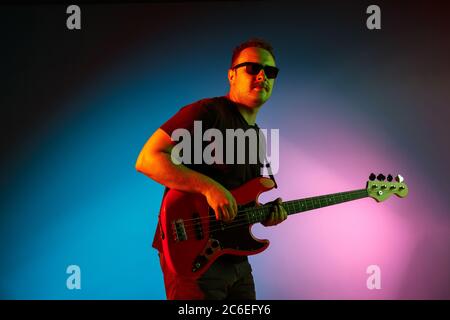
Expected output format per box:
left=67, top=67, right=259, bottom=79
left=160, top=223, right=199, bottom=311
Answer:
left=1, top=1, right=449, bottom=299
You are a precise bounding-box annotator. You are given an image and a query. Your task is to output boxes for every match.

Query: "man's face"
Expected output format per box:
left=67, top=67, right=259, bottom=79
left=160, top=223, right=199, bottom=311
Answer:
left=228, top=47, right=276, bottom=108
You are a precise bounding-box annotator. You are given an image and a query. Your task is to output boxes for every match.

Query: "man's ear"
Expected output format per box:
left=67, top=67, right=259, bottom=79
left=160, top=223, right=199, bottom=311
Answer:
left=228, top=69, right=235, bottom=84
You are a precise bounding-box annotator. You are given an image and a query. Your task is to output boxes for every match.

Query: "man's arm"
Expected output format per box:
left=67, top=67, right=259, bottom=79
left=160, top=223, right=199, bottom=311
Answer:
left=135, top=128, right=237, bottom=222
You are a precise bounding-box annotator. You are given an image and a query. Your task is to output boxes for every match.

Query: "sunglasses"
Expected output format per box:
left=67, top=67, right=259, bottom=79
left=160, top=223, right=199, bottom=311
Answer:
left=231, top=62, right=279, bottom=79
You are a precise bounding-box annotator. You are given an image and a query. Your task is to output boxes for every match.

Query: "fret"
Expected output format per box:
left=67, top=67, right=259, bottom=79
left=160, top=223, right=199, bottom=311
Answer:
left=256, top=209, right=261, bottom=223
left=259, top=208, right=266, bottom=222
left=291, top=189, right=367, bottom=216
left=333, top=194, right=339, bottom=204
left=288, top=202, right=294, bottom=213
left=247, top=211, right=253, bottom=224
left=318, top=198, right=324, bottom=207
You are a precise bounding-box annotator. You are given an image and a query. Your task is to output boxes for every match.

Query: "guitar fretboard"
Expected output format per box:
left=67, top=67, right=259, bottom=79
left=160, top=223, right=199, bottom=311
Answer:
left=243, top=189, right=369, bottom=224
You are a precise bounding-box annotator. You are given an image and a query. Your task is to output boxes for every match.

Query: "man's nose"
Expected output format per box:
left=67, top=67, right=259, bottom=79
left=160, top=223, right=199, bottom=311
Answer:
left=256, top=69, right=267, bottom=81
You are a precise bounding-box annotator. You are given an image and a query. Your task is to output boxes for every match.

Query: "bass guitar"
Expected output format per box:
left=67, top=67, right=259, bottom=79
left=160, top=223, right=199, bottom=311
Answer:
left=159, top=173, right=408, bottom=278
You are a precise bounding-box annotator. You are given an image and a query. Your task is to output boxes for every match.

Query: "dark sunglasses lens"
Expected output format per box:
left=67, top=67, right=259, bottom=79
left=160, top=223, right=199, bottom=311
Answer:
left=264, top=66, right=279, bottom=79
left=246, top=63, right=263, bottom=75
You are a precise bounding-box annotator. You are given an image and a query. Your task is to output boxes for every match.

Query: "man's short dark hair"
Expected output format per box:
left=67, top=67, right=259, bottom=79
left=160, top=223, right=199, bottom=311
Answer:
left=231, top=38, right=276, bottom=68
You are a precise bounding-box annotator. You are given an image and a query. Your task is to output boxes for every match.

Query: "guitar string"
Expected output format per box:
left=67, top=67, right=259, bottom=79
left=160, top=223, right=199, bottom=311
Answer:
left=176, top=190, right=368, bottom=230
left=168, top=184, right=399, bottom=227
left=174, top=191, right=369, bottom=237
left=177, top=191, right=369, bottom=234
left=175, top=191, right=369, bottom=235
left=172, top=213, right=273, bottom=238
left=174, top=212, right=264, bottom=236
left=180, top=191, right=369, bottom=236
left=173, top=203, right=272, bottom=223
left=176, top=189, right=368, bottom=225
left=173, top=198, right=369, bottom=239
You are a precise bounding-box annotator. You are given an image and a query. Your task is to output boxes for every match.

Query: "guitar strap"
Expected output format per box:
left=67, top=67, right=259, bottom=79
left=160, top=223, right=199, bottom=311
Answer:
left=256, top=123, right=278, bottom=189
left=264, top=154, right=278, bottom=189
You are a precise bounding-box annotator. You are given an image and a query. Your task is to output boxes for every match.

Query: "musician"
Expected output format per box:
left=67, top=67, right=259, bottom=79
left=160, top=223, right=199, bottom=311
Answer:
left=136, top=38, right=287, bottom=300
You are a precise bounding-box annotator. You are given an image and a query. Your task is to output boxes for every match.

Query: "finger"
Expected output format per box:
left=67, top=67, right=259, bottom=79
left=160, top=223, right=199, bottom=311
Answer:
left=214, top=207, right=221, bottom=221
left=277, top=206, right=284, bottom=222
left=272, top=204, right=279, bottom=222
left=226, top=204, right=236, bottom=222
left=221, top=205, right=230, bottom=222
left=277, top=205, right=286, bottom=220
left=276, top=198, right=285, bottom=220
left=231, top=197, right=238, bottom=218
left=227, top=198, right=236, bottom=220
left=227, top=203, right=236, bottom=221
left=215, top=205, right=225, bottom=221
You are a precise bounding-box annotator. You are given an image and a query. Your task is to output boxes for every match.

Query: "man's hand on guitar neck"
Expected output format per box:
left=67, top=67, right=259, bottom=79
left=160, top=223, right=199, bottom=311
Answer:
left=262, top=197, right=288, bottom=227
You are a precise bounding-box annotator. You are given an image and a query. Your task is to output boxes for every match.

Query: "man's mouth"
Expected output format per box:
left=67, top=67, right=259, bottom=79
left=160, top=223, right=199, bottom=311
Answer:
left=252, top=84, right=268, bottom=91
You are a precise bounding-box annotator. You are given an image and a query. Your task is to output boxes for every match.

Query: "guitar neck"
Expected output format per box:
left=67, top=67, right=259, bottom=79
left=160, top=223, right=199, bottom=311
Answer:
left=244, top=189, right=369, bottom=224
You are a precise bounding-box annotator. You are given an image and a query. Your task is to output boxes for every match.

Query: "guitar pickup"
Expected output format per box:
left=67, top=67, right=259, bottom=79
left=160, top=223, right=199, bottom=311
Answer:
left=193, top=213, right=204, bottom=240
left=172, top=219, right=187, bottom=241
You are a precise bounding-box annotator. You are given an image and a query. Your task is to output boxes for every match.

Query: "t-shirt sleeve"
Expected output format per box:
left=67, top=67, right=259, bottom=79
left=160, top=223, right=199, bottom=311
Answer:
left=160, top=100, right=216, bottom=137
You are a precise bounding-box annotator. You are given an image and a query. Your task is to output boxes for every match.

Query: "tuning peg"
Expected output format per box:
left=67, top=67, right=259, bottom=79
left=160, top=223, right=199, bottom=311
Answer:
left=387, top=174, right=393, bottom=182
left=395, top=174, right=404, bottom=183
left=377, top=174, right=386, bottom=181
left=369, top=173, right=376, bottom=181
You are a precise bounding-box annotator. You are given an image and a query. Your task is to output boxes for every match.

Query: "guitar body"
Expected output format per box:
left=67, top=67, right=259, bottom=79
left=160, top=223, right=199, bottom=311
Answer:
left=160, top=177, right=275, bottom=279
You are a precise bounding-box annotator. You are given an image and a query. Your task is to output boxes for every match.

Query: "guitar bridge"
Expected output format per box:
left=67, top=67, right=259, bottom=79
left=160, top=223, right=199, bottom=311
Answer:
left=172, top=219, right=187, bottom=241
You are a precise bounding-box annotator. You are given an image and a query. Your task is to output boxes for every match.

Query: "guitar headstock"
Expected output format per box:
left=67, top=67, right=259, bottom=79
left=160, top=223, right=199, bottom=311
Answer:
left=366, top=173, right=409, bottom=202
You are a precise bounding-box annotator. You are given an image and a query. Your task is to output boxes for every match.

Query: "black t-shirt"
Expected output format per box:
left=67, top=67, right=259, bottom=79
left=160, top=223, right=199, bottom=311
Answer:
left=160, top=95, right=264, bottom=190
left=153, top=96, right=266, bottom=262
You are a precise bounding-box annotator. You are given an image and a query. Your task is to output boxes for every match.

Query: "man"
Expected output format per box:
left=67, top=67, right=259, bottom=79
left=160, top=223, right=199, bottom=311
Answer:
left=135, top=38, right=287, bottom=300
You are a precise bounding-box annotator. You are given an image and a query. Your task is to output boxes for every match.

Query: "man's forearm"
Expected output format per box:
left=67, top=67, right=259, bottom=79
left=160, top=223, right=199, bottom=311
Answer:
left=136, top=151, right=218, bottom=196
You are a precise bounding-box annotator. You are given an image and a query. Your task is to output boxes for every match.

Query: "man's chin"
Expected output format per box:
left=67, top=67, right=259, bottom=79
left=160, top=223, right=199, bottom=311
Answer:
left=250, top=91, right=269, bottom=104
left=247, top=96, right=268, bottom=108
